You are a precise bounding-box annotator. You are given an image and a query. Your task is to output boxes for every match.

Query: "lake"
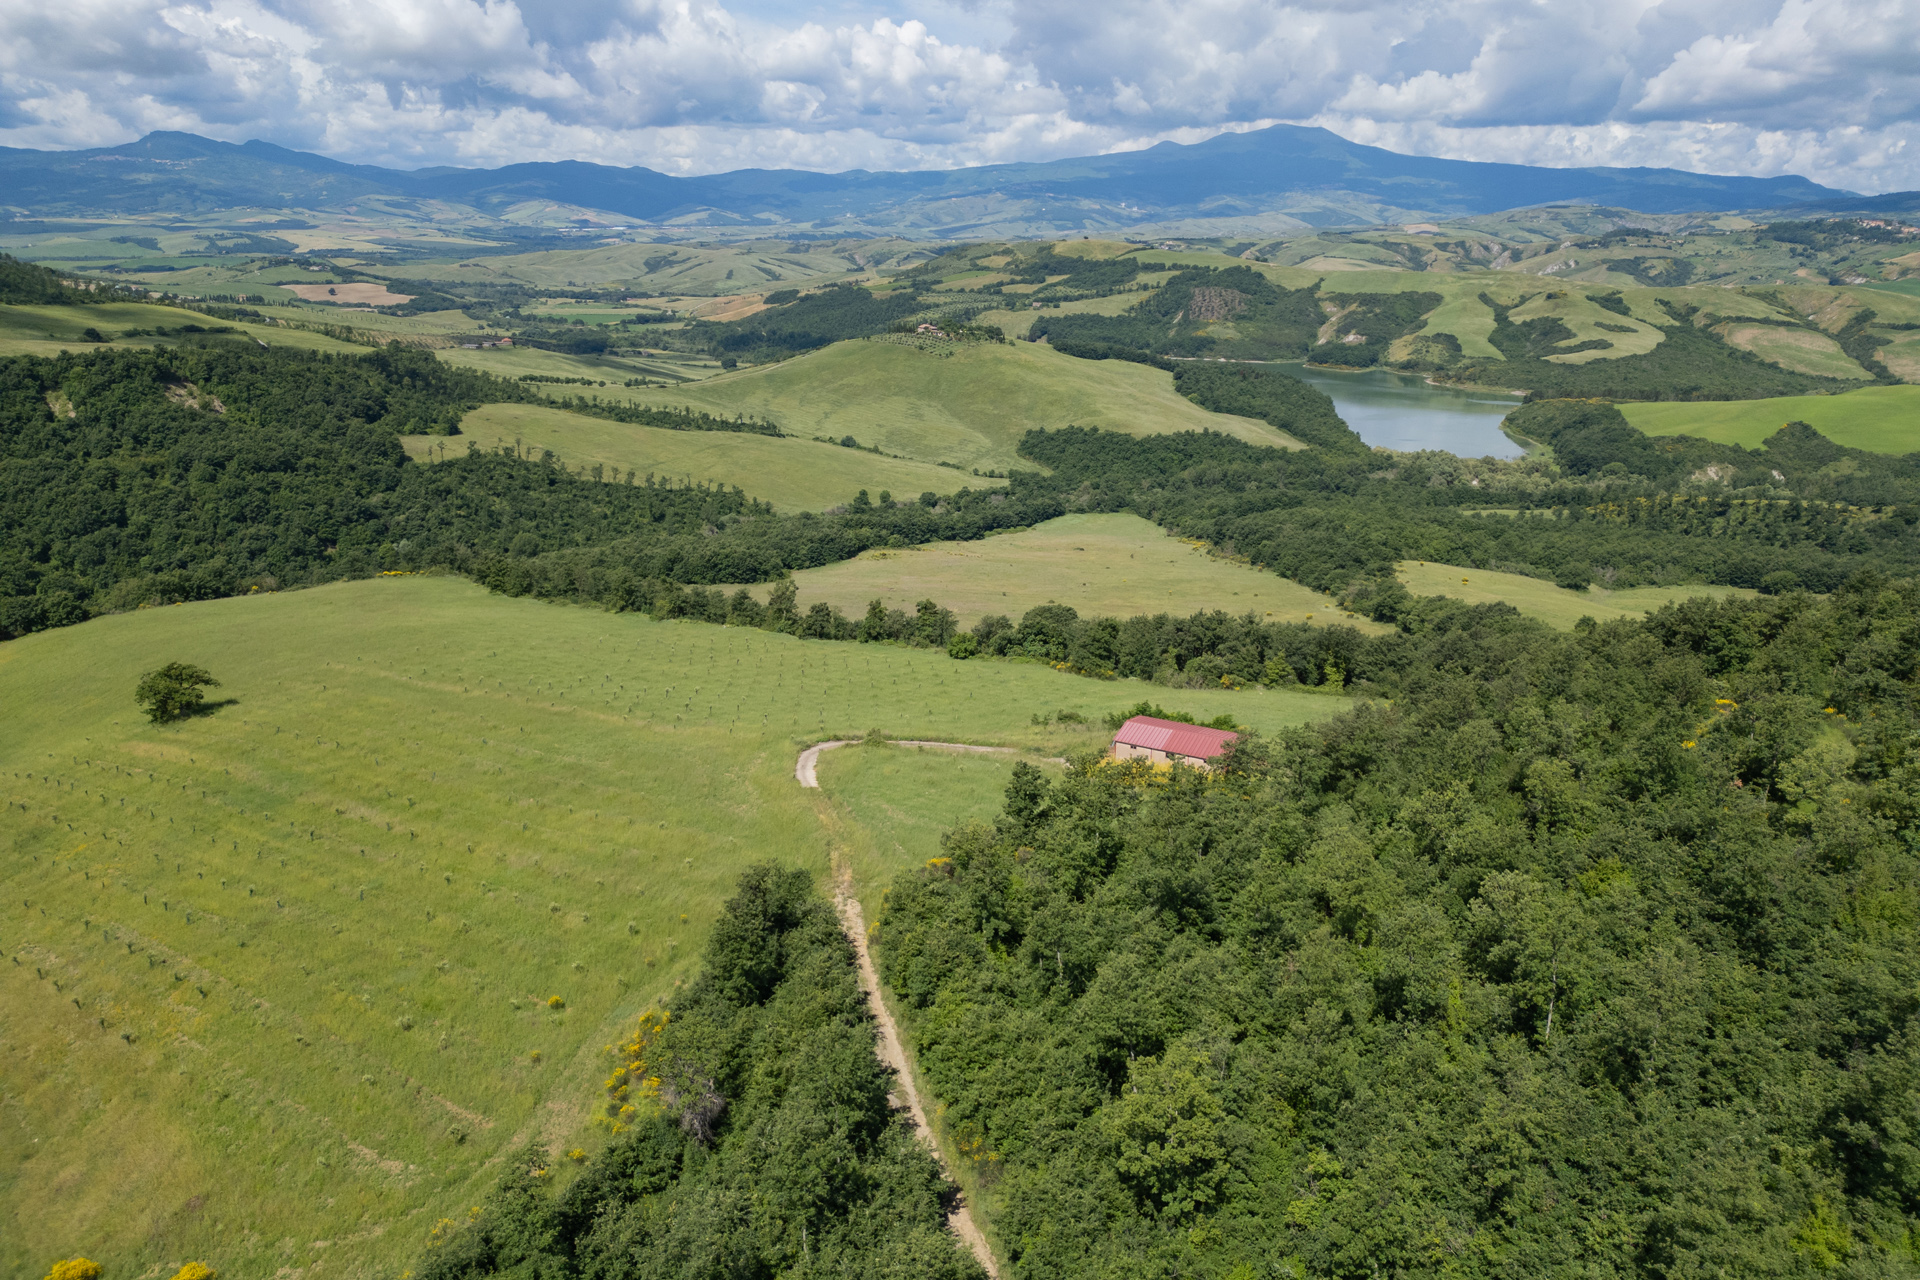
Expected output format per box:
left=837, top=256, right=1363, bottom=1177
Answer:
left=1278, top=362, right=1526, bottom=458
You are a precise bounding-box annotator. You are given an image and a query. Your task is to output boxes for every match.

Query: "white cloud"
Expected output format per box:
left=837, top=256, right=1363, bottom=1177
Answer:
left=0, top=0, right=1916, bottom=191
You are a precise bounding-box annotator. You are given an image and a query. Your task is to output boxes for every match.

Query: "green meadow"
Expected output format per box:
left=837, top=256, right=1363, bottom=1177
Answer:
left=1618, top=384, right=1920, bottom=453
left=724, top=512, right=1381, bottom=630
left=422, top=403, right=989, bottom=511
left=0, top=301, right=366, bottom=358
left=0, top=575, right=1347, bottom=1280
left=435, top=342, right=723, bottom=384
left=1397, top=559, right=1755, bottom=628
left=572, top=338, right=1302, bottom=472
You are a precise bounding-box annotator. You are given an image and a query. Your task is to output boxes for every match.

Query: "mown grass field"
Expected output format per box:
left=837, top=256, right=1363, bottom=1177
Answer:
left=1398, top=559, right=1755, bottom=628
left=729, top=512, right=1384, bottom=630
left=0, top=575, right=1348, bottom=1280
left=1721, top=324, right=1873, bottom=380
left=1618, top=385, right=1920, bottom=453
left=572, top=338, right=1301, bottom=472
left=418, top=404, right=995, bottom=511
left=0, top=301, right=366, bottom=358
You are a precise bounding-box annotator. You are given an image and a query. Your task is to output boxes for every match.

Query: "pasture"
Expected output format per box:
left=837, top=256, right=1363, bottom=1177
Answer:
left=722, top=512, right=1381, bottom=630
left=1397, top=559, right=1755, bottom=628
left=423, top=403, right=994, bottom=511
left=577, top=338, right=1302, bottom=473
left=435, top=342, right=722, bottom=384
left=0, top=575, right=1348, bottom=1280
left=1618, top=384, right=1920, bottom=453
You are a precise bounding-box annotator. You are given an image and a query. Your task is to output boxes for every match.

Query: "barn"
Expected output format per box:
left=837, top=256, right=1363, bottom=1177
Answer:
left=1110, top=715, right=1239, bottom=770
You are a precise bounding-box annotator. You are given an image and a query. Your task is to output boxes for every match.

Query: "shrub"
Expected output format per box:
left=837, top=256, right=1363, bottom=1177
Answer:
left=46, top=1261, right=101, bottom=1280
left=947, top=632, right=978, bottom=659
left=134, top=662, right=220, bottom=723
left=169, top=1265, right=217, bottom=1280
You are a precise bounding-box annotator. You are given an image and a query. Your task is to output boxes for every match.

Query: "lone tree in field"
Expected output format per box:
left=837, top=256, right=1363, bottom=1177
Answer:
left=135, top=662, right=220, bottom=723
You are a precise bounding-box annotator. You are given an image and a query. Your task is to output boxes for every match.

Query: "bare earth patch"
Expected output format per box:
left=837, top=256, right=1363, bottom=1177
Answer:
left=285, top=283, right=415, bottom=306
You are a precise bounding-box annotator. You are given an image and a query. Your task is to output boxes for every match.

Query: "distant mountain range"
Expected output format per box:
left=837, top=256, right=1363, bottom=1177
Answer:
left=0, top=125, right=1884, bottom=239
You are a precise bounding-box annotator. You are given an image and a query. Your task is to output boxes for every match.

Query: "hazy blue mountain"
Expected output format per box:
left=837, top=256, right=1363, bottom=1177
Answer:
left=0, top=125, right=1861, bottom=235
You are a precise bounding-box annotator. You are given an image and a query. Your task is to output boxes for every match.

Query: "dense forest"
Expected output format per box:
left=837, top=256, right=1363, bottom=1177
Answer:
left=415, top=865, right=985, bottom=1280
left=880, top=578, right=1920, bottom=1277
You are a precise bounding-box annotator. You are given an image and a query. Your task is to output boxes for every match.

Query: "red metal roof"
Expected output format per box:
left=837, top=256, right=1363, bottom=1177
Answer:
left=1112, top=715, right=1239, bottom=759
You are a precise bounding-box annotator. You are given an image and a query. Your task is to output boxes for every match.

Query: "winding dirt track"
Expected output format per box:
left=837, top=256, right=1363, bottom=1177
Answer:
left=800, top=737, right=1005, bottom=1277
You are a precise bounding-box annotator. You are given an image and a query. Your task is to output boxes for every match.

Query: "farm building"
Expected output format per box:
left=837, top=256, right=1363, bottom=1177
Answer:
left=1110, top=715, right=1238, bottom=770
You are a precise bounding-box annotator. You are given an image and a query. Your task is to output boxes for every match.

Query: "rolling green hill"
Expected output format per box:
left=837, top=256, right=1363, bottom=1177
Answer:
left=0, top=300, right=366, bottom=358
left=1618, top=385, right=1920, bottom=452
left=584, top=338, right=1302, bottom=472
left=721, top=513, right=1382, bottom=630
left=427, top=403, right=996, bottom=511
left=0, top=575, right=1345, bottom=1280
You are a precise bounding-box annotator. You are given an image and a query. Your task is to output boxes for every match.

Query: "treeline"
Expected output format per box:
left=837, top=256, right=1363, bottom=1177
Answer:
left=880, top=577, right=1920, bottom=1277
left=1020, top=424, right=1920, bottom=596
left=468, top=482, right=1064, bottom=601
left=540, top=394, right=783, bottom=437
left=0, top=343, right=753, bottom=637
left=414, top=865, right=984, bottom=1280
left=1170, top=364, right=1368, bottom=453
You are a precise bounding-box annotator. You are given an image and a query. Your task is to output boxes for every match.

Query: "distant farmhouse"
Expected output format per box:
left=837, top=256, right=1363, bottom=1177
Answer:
left=1110, top=715, right=1238, bottom=770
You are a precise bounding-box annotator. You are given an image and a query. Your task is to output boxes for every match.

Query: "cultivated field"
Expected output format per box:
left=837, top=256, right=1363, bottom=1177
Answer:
left=722, top=512, right=1381, bottom=629
left=582, top=339, right=1302, bottom=472
left=1397, top=559, right=1755, bottom=628
left=0, top=575, right=1347, bottom=1280
left=423, top=403, right=994, bottom=511
left=1618, top=384, right=1920, bottom=453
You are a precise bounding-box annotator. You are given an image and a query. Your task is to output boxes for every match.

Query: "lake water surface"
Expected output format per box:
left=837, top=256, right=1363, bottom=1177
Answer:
left=1276, top=362, right=1526, bottom=458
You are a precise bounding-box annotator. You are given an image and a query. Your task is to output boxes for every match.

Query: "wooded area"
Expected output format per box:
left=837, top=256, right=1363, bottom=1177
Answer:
left=880, top=579, right=1920, bottom=1276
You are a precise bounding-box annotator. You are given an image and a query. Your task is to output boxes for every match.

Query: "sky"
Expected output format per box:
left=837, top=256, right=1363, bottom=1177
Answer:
left=1, top=0, right=1916, bottom=193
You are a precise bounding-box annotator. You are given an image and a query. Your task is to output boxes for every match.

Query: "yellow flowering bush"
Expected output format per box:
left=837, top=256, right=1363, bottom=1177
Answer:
left=169, top=1266, right=217, bottom=1280
left=602, top=1010, right=668, bottom=1133
left=546, top=995, right=565, bottom=1010
left=46, top=1261, right=101, bottom=1280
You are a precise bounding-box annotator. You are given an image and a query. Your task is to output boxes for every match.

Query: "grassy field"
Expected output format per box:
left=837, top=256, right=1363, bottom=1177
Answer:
left=1721, top=324, right=1873, bottom=380
left=1618, top=385, right=1920, bottom=453
left=0, top=575, right=1348, bottom=1280
left=726, top=512, right=1384, bottom=629
left=435, top=343, right=723, bottom=384
left=0, top=301, right=366, bottom=358
left=1398, top=560, right=1755, bottom=628
left=421, top=404, right=996, bottom=511
left=813, top=743, right=1056, bottom=923
left=572, top=339, right=1302, bottom=472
